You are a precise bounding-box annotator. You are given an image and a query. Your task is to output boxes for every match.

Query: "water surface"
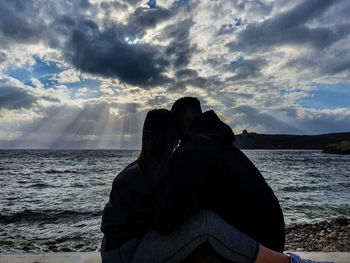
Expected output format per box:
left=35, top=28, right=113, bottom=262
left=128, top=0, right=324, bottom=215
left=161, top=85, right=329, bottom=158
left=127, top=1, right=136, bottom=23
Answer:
left=0, top=149, right=349, bottom=252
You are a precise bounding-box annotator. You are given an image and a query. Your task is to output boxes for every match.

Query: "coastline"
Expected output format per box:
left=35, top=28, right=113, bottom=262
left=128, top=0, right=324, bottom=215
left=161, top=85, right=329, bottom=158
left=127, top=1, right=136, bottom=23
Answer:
left=285, top=217, right=350, bottom=252
left=1, top=217, right=349, bottom=263
left=0, top=217, right=349, bottom=254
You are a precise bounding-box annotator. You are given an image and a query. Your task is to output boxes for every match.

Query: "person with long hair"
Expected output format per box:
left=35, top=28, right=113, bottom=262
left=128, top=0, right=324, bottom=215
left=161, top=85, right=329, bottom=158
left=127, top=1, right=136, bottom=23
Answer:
left=101, top=109, right=332, bottom=263
left=101, top=109, right=178, bottom=259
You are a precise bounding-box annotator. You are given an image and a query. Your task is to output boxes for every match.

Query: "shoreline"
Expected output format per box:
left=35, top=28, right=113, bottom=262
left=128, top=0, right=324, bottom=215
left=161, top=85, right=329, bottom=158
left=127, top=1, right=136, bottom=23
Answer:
left=1, top=217, right=349, bottom=254
left=285, top=217, right=350, bottom=252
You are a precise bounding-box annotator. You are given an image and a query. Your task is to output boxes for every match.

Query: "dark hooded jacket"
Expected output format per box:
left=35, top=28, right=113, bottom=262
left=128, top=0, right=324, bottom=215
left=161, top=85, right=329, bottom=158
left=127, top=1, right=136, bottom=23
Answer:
left=100, top=161, right=157, bottom=252
left=154, top=110, right=285, bottom=252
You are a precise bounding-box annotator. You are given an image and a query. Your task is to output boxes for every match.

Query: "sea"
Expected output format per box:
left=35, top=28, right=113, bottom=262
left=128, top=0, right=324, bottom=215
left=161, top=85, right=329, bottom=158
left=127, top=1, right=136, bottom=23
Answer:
left=0, top=149, right=349, bottom=253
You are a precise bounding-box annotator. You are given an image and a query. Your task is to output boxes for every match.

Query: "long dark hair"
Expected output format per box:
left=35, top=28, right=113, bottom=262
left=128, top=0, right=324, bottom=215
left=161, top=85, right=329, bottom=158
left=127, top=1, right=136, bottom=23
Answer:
left=137, top=109, right=179, bottom=172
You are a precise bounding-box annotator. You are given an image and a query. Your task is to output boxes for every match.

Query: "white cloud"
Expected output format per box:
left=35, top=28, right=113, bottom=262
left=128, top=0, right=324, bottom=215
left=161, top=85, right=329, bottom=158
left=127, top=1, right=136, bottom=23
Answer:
left=31, top=78, right=44, bottom=89
left=75, top=87, right=88, bottom=97
left=99, top=84, right=114, bottom=95
left=53, top=69, right=81, bottom=83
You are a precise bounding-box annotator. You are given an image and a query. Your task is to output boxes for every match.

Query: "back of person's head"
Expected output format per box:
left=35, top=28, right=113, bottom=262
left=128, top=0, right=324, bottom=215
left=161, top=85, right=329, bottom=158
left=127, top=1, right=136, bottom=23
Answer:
left=137, top=109, right=179, bottom=171
left=171, top=97, right=202, bottom=134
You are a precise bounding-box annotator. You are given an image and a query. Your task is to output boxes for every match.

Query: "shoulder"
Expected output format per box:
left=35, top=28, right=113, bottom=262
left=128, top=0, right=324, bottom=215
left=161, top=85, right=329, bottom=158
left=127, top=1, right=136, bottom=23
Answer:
left=230, top=145, right=255, bottom=163
left=112, top=161, right=139, bottom=187
left=112, top=160, right=157, bottom=196
left=108, top=161, right=142, bottom=204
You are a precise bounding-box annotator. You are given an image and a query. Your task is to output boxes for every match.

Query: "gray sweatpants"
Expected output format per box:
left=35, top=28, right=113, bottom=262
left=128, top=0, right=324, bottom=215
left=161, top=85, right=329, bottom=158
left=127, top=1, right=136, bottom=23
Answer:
left=101, top=210, right=259, bottom=263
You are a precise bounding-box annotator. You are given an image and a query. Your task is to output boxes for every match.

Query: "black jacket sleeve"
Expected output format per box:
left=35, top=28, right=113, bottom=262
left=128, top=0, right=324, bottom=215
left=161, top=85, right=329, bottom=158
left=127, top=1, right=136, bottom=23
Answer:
left=101, top=162, right=155, bottom=251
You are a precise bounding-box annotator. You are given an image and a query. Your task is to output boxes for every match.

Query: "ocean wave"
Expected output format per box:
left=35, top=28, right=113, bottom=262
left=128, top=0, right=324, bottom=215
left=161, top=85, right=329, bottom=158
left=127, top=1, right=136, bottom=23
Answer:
left=282, top=184, right=328, bottom=192
left=28, top=183, right=55, bottom=188
left=0, top=209, right=102, bottom=224
left=45, top=169, right=80, bottom=174
left=282, top=181, right=350, bottom=192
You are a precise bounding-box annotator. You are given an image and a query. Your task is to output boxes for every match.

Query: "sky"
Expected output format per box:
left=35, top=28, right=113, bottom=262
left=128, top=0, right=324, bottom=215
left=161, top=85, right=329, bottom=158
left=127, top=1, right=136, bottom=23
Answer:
left=0, top=0, right=350, bottom=149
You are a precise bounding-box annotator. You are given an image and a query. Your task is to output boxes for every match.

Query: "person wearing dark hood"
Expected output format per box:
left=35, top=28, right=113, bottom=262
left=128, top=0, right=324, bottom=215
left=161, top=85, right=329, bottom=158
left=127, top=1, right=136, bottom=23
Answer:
left=153, top=97, right=285, bottom=253
left=101, top=106, right=332, bottom=263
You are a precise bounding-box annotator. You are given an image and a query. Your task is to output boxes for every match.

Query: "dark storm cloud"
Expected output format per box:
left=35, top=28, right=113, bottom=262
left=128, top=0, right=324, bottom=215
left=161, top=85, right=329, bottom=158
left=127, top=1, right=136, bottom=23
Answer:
left=0, top=0, right=194, bottom=88
left=65, top=24, right=171, bottom=87
left=324, top=59, right=350, bottom=75
left=0, top=0, right=96, bottom=49
left=164, top=19, right=197, bottom=68
left=49, top=15, right=77, bottom=41
left=0, top=77, right=61, bottom=111
left=227, top=0, right=349, bottom=53
left=0, top=0, right=47, bottom=45
left=62, top=4, right=180, bottom=87
left=0, top=80, right=37, bottom=110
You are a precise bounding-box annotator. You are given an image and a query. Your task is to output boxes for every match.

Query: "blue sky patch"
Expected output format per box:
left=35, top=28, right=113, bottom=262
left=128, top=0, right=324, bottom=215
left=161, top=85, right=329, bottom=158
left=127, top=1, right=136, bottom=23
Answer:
left=31, top=57, right=61, bottom=76
left=4, top=67, right=33, bottom=84
left=3, top=56, right=102, bottom=94
left=235, top=18, right=242, bottom=26
left=4, top=56, right=63, bottom=89
left=298, top=83, right=350, bottom=110
left=231, top=56, right=244, bottom=66
left=147, top=0, right=157, bottom=8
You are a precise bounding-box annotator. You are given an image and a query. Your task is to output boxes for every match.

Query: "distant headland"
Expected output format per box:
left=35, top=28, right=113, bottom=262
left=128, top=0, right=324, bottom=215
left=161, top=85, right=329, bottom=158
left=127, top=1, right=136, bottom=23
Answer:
left=234, top=130, right=350, bottom=150
left=323, top=141, right=350, bottom=154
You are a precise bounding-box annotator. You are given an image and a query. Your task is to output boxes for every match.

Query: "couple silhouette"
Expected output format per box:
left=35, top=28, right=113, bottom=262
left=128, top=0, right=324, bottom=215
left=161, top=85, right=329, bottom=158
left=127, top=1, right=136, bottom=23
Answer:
left=101, top=97, right=331, bottom=263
